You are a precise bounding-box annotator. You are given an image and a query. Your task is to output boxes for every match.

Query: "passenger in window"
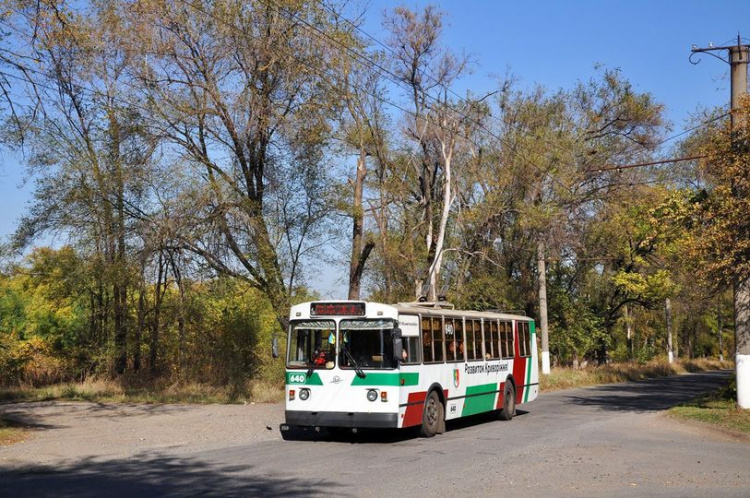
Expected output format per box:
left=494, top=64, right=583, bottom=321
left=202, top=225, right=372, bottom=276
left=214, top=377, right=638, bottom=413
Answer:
left=423, top=331, right=432, bottom=361
left=312, top=347, right=329, bottom=366
left=448, top=341, right=463, bottom=359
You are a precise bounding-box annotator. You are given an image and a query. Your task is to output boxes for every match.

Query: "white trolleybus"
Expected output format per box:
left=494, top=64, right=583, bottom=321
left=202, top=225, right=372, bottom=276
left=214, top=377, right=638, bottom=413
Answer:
left=280, top=300, right=538, bottom=437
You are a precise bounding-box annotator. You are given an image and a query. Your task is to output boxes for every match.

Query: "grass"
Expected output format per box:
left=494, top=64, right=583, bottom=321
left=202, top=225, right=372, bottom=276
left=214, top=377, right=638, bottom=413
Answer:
left=0, top=418, right=30, bottom=446
left=0, top=377, right=285, bottom=405
left=0, top=357, right=730, bottom=406
left=669, top=381, right=750, bottom=437
left=539, top=357, right=729, bottom=392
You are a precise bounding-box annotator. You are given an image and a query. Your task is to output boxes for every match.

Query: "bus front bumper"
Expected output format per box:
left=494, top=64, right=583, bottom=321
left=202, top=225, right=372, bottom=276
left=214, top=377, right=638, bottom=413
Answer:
left=284, top=410, right=398, bottom=429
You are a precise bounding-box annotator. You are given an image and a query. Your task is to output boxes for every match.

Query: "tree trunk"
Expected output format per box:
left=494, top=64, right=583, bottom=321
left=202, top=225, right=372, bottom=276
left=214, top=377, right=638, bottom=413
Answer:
left=134, top=283, right=145, bottom=373
left=149, top=252, right=165, bottom=374
left=348, top=147, right=372, bottom=300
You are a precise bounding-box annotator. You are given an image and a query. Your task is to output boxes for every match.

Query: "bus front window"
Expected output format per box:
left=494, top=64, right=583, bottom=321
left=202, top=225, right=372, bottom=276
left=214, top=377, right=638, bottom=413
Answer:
left=339, top=319, right=397, bottom=370
left=287, top=320, right=336, bottom=369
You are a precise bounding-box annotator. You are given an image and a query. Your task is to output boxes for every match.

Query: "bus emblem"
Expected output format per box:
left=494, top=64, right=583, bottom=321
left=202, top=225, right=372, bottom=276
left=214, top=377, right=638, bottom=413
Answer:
left=330, top=376, right=343, bottom=384
left=453, top=369, right=460, bottom=388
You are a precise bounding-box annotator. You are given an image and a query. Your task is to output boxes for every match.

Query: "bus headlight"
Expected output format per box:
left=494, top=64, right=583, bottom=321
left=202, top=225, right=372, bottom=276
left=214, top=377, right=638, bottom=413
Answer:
left=367, top=389, right=378, bottom=402
left=299, top=388, right=310, bottom=401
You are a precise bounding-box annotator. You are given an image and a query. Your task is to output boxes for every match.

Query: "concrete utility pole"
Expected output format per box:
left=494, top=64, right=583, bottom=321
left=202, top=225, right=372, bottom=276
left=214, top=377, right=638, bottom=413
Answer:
left=666, top=298, right=674, bottom=364
left=537, top=240, right=550, bottom=375
left=718, top=299, right=724, bottom=362
left=692, top=36, right=750, bottom=408
left=625, top=305, right=634, bottom=362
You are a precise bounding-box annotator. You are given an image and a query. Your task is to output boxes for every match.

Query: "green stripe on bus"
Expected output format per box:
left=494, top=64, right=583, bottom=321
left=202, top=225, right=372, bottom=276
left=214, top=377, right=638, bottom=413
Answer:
left=351, top=372, right=419, bottom=386
left=461, top=383, right=498, bottom=417
left=286, top=372, right=324, bottom=386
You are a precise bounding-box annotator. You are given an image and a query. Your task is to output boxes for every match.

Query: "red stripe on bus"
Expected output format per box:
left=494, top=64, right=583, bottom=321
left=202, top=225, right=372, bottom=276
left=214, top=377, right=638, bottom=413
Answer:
left=402, top=391, right=427, bottom=427
left=512, top=320, right=527, bottom=403
left=495, top=381, right=506, bottom=410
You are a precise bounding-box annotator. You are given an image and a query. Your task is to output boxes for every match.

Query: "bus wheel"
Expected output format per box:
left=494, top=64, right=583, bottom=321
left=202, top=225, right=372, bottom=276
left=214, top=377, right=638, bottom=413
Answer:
left=498, top=382, right=516, bottom=421
left=421, top=391, right=443, bottom=437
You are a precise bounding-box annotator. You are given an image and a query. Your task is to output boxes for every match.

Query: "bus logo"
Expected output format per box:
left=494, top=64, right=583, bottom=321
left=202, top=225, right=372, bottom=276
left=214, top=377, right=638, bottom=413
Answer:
left=330, top=376, right=343, bottom=384
left=453, top=369, right=460, bottom=388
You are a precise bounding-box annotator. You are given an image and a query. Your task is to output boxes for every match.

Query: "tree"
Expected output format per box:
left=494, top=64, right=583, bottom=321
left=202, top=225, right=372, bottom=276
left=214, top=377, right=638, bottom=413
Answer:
left=659, top=96, right=750, bottom=406
left=3, top=0, right=154, bottom=375
left=327, top=9, right=387, bottom=300
left=384, top=5, right=481, bottom=301
left=130, top=0, right=339, bottom=328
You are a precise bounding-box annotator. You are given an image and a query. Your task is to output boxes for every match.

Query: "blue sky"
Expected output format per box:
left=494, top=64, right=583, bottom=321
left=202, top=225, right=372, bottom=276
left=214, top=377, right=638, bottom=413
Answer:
left=364, top=0, right=748, bottom=121
left=2, top=0, right=749, bottom=296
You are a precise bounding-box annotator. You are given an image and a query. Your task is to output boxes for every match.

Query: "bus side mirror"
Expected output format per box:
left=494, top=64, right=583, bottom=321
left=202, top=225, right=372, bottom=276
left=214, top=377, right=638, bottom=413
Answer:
left=272, top=336, right=279, bottom=359
left=393, top=337, right=403, bottom=364
left=392, top=328, right=403, bottom=363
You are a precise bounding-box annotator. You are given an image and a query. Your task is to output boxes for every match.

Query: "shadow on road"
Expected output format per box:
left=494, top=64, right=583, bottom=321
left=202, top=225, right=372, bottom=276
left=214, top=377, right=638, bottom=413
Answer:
left=0, top=401, right=198, bottom=430
left=280, top=408, right=530, bottom=443
left=560, top=369, right=733, bottom=413
left=0, top=452, right=343, bottom=497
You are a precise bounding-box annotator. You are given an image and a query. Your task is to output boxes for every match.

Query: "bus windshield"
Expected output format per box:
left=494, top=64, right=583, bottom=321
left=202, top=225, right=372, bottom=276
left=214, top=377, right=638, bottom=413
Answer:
left=339, top=319, right=397, bottom=370
left=287, top=320, right=336, bottom=369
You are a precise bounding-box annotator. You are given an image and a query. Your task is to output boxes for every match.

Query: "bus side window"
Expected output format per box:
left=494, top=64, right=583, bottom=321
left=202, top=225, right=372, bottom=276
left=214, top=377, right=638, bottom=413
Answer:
left=466, top=320, right=480, bottom=361
left=403, top=336, right=420, bottom=363
left=519, top=322, right=531, bottom=357
left=421, top=316, right=444, bottom=363
left=432, top=317, right=445, bottom=363
left=486, top=320, right=500, bottom=360
left=474, top=320, right=483, bottom=360
left=500, top=321, right=513, bottom=358
left=455, top=319, right=464, bottom=361
left=445, top=319, right=455, bottom=362
left=422, top=317, right=434, bottom=363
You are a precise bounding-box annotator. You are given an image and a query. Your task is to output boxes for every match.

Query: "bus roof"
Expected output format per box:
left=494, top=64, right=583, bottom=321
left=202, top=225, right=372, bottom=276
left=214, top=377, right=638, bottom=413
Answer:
left=289, top=300, right=532, bottom=322
left=393, top=302, right=532, bottom=322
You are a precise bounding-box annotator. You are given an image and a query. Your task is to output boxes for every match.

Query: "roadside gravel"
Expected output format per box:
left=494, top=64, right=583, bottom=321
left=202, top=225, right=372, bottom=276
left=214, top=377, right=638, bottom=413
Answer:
left=0, top=401, right=285, bottom=468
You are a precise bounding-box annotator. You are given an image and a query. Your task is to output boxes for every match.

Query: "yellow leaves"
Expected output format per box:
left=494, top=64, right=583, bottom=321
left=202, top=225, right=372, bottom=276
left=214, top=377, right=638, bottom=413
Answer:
left=612, top=269, right=676, bottom=302
left=678, top=99, right=750, bottom=287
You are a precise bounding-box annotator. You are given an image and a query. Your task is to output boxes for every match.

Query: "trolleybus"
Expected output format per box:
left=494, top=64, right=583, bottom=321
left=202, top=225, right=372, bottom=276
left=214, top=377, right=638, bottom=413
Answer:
left=280, top=300, right=538, bottom=437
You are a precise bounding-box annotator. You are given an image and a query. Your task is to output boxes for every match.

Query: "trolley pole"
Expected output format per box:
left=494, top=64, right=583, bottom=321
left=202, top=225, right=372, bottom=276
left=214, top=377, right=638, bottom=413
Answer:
left=692, top=36, right=750, bottom=408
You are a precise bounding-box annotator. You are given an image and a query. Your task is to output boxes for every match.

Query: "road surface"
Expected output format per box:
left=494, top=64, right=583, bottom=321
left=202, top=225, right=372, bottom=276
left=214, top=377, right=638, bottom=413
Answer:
left=1, top=370, right=747, bottom=497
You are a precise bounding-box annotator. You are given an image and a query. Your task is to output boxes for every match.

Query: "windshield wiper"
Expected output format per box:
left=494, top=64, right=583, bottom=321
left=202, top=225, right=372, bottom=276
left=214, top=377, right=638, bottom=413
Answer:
left=306, top=361, right=315, bottom=378
left=341, top=345, right=366, bottom=379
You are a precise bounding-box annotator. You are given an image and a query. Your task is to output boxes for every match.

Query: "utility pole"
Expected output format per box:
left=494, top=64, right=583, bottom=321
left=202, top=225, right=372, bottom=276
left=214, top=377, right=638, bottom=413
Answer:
left=666, top=298, right=674, bottom=364
left=718, top=298, right=724, bottom=362
left=537, top=240, right=550, bottom=375
left=692, top=36, right=750, bottom=408
left=624, top=305, right=634, bottom=362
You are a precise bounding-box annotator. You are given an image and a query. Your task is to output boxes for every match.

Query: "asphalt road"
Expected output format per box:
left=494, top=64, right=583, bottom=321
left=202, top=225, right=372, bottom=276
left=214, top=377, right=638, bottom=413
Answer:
left=1, top=370, right=748, bottom=497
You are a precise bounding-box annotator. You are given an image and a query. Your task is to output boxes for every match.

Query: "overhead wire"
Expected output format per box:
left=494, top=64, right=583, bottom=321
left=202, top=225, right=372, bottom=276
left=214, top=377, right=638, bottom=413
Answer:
left=262, top=0, right=576, bottom=195
left=316, top=1, right=742, bottom=181
left=309, top=0, right=734, bottom=190
left=1, top=1, right=732, bottom=185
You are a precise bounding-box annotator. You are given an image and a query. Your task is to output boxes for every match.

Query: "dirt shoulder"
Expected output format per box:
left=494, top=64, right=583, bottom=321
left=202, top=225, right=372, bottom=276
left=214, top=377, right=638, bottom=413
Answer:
left=0, top=401, right=285, bottom=468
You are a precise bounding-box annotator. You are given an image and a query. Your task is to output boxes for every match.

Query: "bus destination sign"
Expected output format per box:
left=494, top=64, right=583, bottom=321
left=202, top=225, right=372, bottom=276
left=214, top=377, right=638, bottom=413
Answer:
left=310, top=302, right=366, bottom=316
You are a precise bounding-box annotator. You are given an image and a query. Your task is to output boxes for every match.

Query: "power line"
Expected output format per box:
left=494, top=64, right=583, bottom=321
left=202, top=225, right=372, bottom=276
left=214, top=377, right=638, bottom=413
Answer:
left=654, top=111, right=730, bottom=147
left=596, top=155, right=706, bottom=172
left=4, top=1, right=726, bottom=191
left=313, top=1, right=731, bottom=188
left=263, top=0, right=576, bottom=194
